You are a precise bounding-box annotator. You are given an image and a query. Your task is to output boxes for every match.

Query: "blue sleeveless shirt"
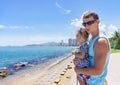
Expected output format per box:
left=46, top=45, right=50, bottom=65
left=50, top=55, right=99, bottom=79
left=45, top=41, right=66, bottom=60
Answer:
left=86, top=33, right=111, bottom=85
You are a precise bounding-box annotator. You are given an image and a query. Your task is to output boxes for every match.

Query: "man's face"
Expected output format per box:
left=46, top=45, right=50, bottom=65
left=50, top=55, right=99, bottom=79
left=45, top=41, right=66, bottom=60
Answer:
left=83, top=16, right=99, bottom=34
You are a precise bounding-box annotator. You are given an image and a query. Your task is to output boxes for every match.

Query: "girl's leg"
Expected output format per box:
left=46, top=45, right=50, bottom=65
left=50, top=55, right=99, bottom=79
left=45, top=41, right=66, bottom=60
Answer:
left=77, top=77, right=86, bottom=85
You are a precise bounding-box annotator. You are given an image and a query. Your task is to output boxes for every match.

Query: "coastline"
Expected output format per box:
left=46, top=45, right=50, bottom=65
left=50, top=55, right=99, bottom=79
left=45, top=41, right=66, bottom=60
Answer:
left=0, top=54, right=75, bottom=85
left=1, top=50, right=119, bottom=85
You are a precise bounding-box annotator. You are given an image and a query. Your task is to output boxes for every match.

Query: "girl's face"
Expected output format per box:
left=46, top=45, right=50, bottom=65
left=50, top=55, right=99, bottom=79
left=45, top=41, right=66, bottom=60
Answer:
left=76, top=33, right=85, bottom=44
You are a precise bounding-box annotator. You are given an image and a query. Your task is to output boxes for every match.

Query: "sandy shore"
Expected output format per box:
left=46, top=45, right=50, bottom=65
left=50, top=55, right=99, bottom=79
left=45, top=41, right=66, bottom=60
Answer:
left=0, top=54, right=75, bottom=85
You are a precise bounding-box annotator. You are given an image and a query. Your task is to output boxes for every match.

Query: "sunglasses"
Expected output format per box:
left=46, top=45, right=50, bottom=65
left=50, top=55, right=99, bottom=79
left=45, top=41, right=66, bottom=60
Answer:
left=82, top=20, right=96, bottom=27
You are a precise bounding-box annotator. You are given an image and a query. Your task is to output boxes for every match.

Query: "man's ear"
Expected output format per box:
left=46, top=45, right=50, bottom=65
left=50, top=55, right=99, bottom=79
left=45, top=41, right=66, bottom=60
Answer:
left=96, top=19, right=100, bottom=24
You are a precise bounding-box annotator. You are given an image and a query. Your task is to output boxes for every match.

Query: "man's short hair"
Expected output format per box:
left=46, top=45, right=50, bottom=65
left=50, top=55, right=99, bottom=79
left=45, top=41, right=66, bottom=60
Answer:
left=82, top=11, right=99, bottom=20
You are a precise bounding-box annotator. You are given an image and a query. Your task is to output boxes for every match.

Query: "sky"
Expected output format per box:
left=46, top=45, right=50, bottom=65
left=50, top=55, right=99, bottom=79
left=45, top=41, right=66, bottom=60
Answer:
left=0, top=0, right=120, bottom=46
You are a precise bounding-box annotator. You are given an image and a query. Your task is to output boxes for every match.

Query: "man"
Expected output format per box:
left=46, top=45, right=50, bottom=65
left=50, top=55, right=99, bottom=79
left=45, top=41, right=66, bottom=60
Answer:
left=74, top=11, right=111, bottom=85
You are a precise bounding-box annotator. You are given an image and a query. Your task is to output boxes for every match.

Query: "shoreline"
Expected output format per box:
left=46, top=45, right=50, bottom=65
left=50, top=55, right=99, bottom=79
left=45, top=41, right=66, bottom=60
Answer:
left=0, top=51, right=120, bottom=85
left=0, top=53, right=71, bottom=78
left=0, top=54, right=74, bottom=85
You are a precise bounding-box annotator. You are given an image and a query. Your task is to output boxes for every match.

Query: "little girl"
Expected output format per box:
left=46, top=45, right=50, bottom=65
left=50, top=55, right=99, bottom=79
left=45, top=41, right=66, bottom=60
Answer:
left=72, top=28, right=90, bottom=85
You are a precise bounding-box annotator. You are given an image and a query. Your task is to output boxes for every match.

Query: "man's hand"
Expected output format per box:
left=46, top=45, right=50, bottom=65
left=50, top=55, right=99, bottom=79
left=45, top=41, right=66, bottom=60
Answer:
left=74, top=67, right=80, bottom=74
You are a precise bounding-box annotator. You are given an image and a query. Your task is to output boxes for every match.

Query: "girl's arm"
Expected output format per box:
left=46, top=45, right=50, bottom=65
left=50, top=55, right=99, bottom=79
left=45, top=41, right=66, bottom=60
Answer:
left=75, top=51, right=86, bottom=59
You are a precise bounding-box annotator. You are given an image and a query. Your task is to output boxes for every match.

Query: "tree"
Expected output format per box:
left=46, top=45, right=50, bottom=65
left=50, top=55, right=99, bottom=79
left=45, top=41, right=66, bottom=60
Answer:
left=114, top=31, right=120, bottom=45
left=109, top=31, right=120, bottom=49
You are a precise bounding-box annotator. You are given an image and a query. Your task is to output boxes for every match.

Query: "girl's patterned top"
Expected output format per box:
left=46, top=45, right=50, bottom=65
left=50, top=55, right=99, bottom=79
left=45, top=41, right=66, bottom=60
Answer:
left=75, top=42, right=90, bottom=68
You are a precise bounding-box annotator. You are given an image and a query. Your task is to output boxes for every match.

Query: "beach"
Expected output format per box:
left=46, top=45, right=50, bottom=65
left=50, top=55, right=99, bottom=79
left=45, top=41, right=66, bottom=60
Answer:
left=0, top=53, right=120, bottom=85
left=0, top=54, right=76, bottom=85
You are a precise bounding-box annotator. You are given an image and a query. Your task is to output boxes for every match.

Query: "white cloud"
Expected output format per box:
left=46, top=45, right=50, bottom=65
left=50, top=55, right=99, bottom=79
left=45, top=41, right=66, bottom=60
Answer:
left=55, top=2, right=71, bottom=14
left=99, top=23, right=106, bottom=32
left=99, top=24, right=119, bottom=38
left=0, top=24, right=6, bottom=29
left=106, top=24, right=119, bottom=37
left=9, top=26, right=20, bottom=29
left=9, top=25, right=30, bottom=29
left=65, top=10, right=71, bottom=14
left=55, top=2, right=62, bottom=9
left=108, top=24, right=118, bottom=32
left=0, top=24, right=31, bottom=29
left=71, top=18, right=82, bottom=27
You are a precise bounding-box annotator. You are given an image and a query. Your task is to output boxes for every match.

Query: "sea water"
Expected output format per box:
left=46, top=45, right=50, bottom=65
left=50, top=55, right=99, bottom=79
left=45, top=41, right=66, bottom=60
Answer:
left=0, top=46, right=74, bottom=68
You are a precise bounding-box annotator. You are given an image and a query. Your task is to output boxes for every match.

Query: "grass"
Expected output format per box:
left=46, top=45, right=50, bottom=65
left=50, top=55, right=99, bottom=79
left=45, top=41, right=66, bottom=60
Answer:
left=111, top=49, right=120, bottom=53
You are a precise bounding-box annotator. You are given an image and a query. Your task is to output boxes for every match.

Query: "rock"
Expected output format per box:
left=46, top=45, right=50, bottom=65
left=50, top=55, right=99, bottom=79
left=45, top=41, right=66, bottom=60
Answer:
left=14, top=62, right=28, bottom=70
left=0, top=69, right=8, bottom=77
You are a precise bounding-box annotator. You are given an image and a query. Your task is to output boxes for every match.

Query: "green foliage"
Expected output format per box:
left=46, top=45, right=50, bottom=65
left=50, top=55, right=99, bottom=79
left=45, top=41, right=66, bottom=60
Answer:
left=114, top=44, right=120, bottom=49
left=109, top=31, right=120, bottom=49
left=114, top=31, right=120, bottom=44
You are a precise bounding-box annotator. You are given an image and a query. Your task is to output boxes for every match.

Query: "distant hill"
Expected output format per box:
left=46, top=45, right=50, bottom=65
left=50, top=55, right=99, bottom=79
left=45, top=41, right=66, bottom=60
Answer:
left=25, top=42, right=61, bottom=46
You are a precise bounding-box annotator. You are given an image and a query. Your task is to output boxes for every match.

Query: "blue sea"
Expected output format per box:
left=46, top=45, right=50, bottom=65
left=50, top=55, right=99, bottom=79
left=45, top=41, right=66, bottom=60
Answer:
left=0, top=46, right=74, bottom=69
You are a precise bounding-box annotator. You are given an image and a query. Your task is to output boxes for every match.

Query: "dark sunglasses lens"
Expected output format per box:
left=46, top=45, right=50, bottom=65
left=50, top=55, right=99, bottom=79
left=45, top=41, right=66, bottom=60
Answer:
left=82, top=23, right=86, bottom=26
left=83, top=20, right=95, bottom=26
left=87, top=21, right=94, bottom=25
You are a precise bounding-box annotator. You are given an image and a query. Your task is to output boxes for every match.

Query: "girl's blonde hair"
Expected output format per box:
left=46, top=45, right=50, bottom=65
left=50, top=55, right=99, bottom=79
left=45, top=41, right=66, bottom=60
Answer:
left=77, top=28, right=89, bottom=41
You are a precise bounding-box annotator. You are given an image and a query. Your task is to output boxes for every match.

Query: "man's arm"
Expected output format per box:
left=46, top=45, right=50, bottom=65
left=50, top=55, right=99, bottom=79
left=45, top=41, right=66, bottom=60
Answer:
left=74, top=38, right=109, bottom=76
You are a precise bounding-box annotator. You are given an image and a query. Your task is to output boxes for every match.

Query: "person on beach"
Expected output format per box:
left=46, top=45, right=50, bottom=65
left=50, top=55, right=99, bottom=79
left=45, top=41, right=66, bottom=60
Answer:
left=73, top=11, right=111, bottom=85
left=72, top=28, right=90, bottom=85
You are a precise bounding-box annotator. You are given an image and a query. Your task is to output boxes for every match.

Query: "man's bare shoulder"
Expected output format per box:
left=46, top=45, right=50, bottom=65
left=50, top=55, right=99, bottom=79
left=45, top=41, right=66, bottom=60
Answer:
left=96, top=38, right=108, bottom=45
left=94, top=38, right=109, bottom=53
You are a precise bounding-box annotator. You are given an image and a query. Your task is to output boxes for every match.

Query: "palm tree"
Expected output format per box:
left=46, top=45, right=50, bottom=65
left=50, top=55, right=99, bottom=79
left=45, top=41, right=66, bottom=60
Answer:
left=109, top=31, right=120, bottom=49
left=114, top=31, right=120, bottom=44
left=109, top=37, right=115, bottom=48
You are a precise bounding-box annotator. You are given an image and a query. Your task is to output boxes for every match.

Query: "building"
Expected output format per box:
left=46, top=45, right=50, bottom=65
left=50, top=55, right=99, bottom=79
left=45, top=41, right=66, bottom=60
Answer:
left=60, top=40, right=64, bottom=46
left=68, top=38, right=78, bottom=46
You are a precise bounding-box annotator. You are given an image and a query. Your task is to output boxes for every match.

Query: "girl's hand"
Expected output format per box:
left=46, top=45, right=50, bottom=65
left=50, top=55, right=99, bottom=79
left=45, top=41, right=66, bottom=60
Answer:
left=72, top=49, right=78, bottom=55
left=72, top=51, right=76, bottom=55
left=73, top=58, right=79, bottom=66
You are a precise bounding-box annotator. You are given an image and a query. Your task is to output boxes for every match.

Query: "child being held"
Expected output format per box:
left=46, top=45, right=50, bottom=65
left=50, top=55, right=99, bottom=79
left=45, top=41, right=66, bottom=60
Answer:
left=72, top=28, right=90, bottom=85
